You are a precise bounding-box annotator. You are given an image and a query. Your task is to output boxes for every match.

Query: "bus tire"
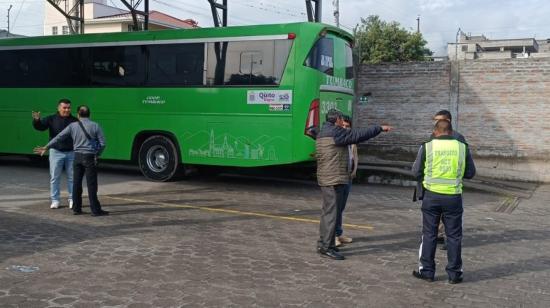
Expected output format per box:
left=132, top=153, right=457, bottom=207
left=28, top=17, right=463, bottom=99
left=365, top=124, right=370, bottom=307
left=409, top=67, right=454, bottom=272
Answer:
left=138, top=135, right=181, bottom=181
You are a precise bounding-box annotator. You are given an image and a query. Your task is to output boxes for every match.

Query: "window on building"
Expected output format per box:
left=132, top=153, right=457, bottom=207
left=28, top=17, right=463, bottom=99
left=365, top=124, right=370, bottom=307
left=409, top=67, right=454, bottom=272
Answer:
left=206, top=39, right=292, bottom=86
left=305, top=37, right=334, bottom=76
left=90, top=45, right=146, bottom=86
left=147, top=43, right=205, bottom=86
left=62, top=26, right=69, bottom=35
left=52, top=26, right=58, bottom=35
left=461, top=45, right=468, bottom=52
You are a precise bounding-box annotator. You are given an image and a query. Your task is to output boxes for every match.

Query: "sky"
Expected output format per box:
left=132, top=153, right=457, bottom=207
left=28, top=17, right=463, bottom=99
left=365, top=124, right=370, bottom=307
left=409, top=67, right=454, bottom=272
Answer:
left=2, top=0, right=550, bottom=56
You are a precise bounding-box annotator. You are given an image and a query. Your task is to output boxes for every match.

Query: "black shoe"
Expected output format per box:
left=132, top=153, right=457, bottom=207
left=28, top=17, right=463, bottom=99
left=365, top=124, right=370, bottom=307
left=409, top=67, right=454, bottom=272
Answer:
left=318, top=248, right=345, bottom=260
left=412, top=270, right=434, bottom=282
left=91, top=210, right=109, bottom=217
left=317, top=246, right=339, bottom=252
left=440, top=241, right=448, bottom=250
left=448, top=276, right=463, bottom=284
left=436, top=236, right=445, bottom=244
left=73, top=210, right=83, bottom=215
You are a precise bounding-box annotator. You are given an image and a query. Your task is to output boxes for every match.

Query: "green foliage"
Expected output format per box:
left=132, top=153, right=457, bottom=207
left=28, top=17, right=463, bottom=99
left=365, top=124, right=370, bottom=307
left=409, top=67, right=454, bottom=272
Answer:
left=354, top=15, right=433, bottom=64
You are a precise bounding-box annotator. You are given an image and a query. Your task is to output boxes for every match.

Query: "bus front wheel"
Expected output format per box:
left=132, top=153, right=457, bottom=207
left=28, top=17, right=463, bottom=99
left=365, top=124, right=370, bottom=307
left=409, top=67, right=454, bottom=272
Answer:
left=138, top=135, right=181, bottom=181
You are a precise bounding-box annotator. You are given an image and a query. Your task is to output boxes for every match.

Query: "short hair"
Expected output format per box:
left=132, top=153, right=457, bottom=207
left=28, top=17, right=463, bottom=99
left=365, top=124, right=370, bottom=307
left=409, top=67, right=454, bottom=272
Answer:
left=326, top=109, right=343, bottom=124
left=434, top=119, right=453, bottom=134
left=341, top=114, right=352, bottom=127
left=77, top=105, right=90, bottom=118
left=434, top=109, right=452, bottom=120
left=58, top=98, right=71, bottom=106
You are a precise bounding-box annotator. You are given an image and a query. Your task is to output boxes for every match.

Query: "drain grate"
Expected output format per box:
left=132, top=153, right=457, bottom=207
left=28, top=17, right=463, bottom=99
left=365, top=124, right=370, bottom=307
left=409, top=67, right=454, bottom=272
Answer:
left=494, top=197, right=520, bottom=213
left=7, top=265, right=39, bottom=273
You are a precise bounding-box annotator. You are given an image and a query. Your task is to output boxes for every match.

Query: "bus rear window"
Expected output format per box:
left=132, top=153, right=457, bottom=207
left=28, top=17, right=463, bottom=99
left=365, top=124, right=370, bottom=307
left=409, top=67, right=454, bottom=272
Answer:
left=304, top=37, right=334, bottom=76
left=345, top=42, right=353, bottom=79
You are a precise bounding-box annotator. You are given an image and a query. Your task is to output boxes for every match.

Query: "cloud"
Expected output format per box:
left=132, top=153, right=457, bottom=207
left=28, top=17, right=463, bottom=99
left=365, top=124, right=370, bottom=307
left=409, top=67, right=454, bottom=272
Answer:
left=419, top=0, right=465, bottom=11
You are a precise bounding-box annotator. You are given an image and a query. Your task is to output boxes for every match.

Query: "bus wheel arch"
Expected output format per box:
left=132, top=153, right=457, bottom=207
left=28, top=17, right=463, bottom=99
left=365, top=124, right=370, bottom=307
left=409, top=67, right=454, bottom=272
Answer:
left=133, top=132, right=183, bottom=181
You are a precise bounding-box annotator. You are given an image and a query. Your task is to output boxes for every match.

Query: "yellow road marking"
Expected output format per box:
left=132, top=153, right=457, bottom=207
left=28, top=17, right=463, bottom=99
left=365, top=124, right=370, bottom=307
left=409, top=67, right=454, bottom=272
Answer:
left=10, top=184, right=375, bottom=230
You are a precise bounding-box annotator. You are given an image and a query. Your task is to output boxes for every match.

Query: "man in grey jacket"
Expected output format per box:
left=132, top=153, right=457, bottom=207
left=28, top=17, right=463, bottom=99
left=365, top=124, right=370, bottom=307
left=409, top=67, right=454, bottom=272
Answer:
left=316, top=109, right=392, bottom=260
left=34, top=105, right=108, bottom=217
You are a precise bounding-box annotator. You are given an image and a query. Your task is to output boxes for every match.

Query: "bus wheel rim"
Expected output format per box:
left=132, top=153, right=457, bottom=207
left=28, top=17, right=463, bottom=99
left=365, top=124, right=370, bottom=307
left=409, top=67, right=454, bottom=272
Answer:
left=146, top=145, right=169, bottom=173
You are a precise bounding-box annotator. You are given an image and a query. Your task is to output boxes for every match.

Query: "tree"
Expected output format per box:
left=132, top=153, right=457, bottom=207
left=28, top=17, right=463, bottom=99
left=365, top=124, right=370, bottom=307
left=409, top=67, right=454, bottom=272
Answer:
left=354, top=15, right=433, bottom=64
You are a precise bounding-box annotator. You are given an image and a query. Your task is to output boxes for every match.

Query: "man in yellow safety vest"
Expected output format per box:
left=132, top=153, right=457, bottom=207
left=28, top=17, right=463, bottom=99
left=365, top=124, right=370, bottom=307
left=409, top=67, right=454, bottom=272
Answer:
left=411, top=120, right=476, bottom=284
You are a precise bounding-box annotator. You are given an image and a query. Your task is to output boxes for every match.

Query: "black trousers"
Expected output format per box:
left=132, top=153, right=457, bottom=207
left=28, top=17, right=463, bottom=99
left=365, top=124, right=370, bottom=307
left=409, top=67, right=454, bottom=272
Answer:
left=318, top=184, right=347, bottom=250
left=418, top=190, right=463, bottom=280
left=72, top=153, right=102, bottom=214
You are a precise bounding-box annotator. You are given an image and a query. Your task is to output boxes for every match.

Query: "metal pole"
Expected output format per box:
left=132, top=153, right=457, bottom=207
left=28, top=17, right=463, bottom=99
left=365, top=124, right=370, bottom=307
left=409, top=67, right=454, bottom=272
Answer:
left=416, top=15, right=420, bottom=33
left=222, top=0, right=227, bottom=27
left=144, top=0, right=149, bottom=30
left=333, top=0, right=339, bottom=27
left=315, top=0, right=322, bottom=23
left=7, top=5, right=12, bottom=36
left=80, top=0, right=84, bottom=34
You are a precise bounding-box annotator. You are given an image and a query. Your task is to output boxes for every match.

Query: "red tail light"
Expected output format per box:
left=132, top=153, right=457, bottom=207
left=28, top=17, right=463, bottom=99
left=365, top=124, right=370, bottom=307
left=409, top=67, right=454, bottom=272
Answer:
left=304, top=99, right=320, bottom=139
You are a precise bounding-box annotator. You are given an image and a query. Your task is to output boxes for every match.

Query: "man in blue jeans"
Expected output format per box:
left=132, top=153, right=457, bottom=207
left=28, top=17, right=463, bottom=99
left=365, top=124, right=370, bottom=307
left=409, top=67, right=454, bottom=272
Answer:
left=334, top=115, right=358, bottom=247
left=32, top=99, right=78, bottom=209
left=34, top=105, right=108, bottom=217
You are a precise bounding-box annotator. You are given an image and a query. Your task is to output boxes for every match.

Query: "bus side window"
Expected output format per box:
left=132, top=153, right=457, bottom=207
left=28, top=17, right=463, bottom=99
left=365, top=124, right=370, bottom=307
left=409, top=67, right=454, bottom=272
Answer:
left=147, top=43, right=204, bottom=86
left=0, top=48, right=88, bottom=87
left=90, top=45, right=145, bottom=86
left=206, top=39, right=292, bottom=86
left=305, top=37, right=334, bottom=76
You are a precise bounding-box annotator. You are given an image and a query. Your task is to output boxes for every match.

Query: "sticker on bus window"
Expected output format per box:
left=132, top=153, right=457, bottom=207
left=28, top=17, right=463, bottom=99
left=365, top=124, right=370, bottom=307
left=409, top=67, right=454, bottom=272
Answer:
left=247, top=90, right=292, bottom=105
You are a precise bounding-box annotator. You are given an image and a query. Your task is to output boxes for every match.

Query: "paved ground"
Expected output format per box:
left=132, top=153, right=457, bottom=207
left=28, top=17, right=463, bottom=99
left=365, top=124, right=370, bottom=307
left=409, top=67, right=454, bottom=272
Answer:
left=1, top=156, right=550, bottom=307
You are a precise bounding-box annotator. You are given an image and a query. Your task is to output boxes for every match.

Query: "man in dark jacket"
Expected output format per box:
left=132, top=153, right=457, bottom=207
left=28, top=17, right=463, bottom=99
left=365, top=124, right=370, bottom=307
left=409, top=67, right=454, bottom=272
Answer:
left=428, top=110, right=468, bottom=250
left=316, top=109, right=392, bottom=260
left=411, top=120, right=475, bottom=284
left=32, top=98, right=78, bottom=209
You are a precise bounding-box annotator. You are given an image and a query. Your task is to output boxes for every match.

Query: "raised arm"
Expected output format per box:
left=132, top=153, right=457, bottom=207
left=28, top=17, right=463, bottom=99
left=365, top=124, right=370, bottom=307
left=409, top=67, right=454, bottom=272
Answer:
left=32, top=112, right=49, bottom=131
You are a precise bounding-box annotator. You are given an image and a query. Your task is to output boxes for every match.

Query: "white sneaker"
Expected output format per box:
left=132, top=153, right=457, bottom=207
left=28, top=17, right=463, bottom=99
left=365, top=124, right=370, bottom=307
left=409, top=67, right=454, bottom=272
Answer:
left=68, top=199, right=73, bottom=209
left=338, top=235, right=353, bottom=244
left=50, top=201, right=60, bottom=209
left=335, top=237, right=342, bottom=247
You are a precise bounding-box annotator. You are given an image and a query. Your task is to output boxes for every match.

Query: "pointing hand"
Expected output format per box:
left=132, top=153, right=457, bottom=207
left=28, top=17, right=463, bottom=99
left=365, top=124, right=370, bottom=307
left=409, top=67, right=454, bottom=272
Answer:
left=381, top=125, right=394, bottom=132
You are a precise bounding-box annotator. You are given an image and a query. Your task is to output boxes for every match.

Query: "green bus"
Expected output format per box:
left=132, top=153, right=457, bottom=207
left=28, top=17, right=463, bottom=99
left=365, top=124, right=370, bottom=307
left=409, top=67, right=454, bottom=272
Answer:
left=0, top=22, right=354, bottom=181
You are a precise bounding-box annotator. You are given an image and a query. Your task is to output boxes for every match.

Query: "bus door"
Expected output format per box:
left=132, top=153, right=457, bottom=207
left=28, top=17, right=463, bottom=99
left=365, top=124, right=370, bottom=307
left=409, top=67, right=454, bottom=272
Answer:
left=314, top=34, right=355, bottom=123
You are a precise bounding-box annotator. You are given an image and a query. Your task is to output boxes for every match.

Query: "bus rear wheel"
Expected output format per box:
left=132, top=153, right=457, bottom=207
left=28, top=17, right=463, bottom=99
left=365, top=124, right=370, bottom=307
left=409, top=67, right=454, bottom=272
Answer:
left=138, top=135, right=181, bottom=181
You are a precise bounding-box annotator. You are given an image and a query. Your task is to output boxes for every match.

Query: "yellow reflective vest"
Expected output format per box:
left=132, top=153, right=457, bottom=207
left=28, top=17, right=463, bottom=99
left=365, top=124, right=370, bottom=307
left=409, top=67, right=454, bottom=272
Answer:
left=423, top=139, right=466, bottom=195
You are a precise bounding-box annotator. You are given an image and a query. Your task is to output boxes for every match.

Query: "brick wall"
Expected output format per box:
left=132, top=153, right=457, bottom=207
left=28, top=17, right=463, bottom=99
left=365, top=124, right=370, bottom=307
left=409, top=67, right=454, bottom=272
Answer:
left=355, top=58, right=550, bottom=182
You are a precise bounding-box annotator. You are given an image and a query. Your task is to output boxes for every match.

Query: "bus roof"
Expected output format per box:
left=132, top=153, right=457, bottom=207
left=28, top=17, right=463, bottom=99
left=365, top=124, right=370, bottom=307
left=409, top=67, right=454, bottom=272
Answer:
left=0, top=22, right=353, bottom=48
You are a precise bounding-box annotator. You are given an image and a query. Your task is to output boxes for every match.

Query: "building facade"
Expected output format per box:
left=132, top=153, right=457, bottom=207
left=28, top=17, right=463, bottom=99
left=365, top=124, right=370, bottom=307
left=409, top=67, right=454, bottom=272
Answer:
left=44, top=0, right=198, bottom=36
left=448, top=31, right=550, bottom=60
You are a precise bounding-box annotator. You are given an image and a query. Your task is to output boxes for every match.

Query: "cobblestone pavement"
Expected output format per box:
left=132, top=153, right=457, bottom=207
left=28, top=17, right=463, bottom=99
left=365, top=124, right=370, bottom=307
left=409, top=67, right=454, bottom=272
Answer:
left=1, top=158, right=550, bottom=307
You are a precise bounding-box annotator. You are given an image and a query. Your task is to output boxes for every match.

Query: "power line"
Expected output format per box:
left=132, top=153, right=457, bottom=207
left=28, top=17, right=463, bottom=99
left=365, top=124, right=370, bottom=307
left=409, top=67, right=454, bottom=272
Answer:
left=153, top=0, right=261, bottom=26
left=232, top=2, right=305, bottom=18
